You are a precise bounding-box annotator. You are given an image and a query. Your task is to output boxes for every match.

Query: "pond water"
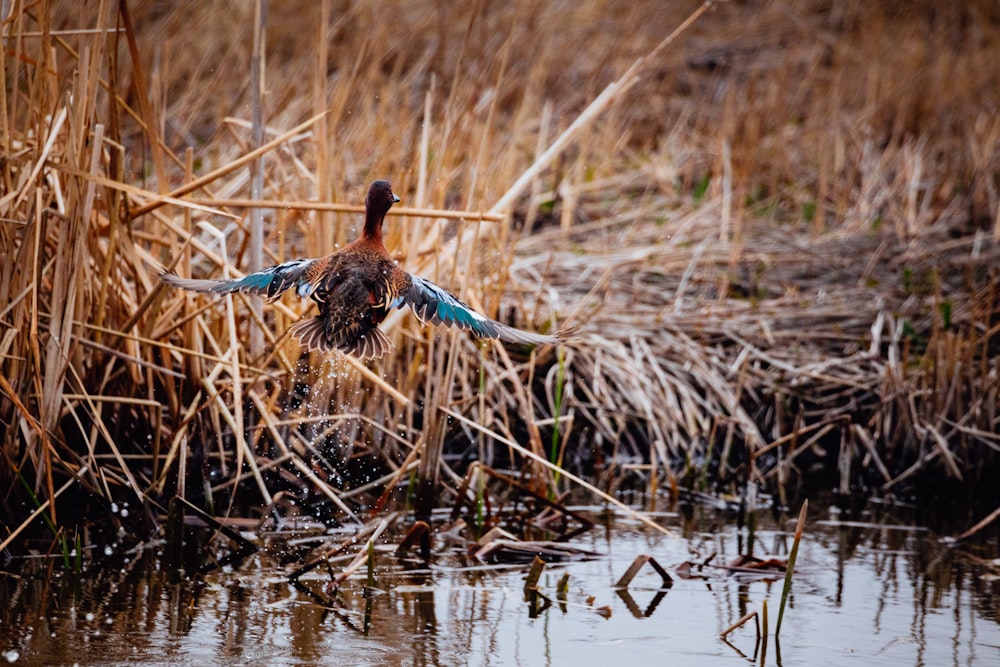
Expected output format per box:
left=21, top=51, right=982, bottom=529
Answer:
left=2, top=499, right=998, bottom=666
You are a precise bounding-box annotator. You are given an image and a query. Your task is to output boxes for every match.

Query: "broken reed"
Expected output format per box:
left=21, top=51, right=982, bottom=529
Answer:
left=2, top=1, right=1000, bottom=548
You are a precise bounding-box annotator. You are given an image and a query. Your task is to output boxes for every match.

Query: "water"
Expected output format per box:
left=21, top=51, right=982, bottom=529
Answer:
left=2, top=501, right=998, bottom=666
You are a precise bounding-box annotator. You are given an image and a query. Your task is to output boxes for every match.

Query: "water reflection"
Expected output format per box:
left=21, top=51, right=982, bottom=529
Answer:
left=1, top=504, right=998, bottom=666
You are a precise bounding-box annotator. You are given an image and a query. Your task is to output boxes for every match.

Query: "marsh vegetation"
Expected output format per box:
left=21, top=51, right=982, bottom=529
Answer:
left=1, top=4, right=999, bottom=658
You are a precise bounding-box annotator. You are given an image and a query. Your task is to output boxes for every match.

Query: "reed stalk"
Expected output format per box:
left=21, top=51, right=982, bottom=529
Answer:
left=776, top=500, right=808, bottom=637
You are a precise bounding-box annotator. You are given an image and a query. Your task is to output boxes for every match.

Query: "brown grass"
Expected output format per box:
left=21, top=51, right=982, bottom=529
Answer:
left=1, top=0, right=998, bottom=553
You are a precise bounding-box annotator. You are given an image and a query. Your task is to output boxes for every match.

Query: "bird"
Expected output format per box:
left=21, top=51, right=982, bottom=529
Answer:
left=160, top=179, right=562, bottom=359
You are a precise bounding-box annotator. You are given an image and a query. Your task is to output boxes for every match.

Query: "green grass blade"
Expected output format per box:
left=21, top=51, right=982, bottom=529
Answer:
left=776, top=499, right=808, bottom=637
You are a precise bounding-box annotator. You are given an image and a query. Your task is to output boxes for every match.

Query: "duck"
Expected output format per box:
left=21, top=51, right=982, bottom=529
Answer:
left=160, top=180, right=561, bottom=359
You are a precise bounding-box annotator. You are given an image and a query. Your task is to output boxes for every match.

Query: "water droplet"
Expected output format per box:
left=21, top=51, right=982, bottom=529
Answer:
left=85, top=612, right=95, bottom=622
left=2, top=650, right=20, bottom=663
left=120, top=509, right=129, bottom=518
left=104, top=545, right=113, bottom=556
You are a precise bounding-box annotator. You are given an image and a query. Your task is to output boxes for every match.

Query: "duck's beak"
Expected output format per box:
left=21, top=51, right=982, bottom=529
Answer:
left=392, top=194, right=401, bottom=204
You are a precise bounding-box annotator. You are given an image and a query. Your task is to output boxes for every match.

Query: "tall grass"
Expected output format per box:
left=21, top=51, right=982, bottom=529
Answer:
left=1, top=1, right=998, bottom=551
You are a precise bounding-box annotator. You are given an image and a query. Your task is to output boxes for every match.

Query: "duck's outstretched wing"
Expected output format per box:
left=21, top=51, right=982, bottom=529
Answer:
left=400, top=274, right=560, bottom=346
left=160, top=258, right=317, bottom=302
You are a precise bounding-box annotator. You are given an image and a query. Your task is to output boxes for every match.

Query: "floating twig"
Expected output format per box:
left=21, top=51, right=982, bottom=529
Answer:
left=952, top=504, right=1000, bottom=542
left=614, top=554, right=673, bottom=589
left=328, top=519, right=389, bottom=590
left=173, top=496, right=260, bottom=573
left=720, top=610, right=760, bottom=640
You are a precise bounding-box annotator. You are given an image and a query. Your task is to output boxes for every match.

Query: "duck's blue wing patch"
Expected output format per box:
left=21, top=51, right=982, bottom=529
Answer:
left=401, top=274, right=560, bottom=346
left=161, top=258, right=315, bottom=302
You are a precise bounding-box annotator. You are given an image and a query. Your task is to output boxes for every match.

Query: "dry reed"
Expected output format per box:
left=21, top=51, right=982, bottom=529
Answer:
left=1, top=1, right=998, bottom=555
